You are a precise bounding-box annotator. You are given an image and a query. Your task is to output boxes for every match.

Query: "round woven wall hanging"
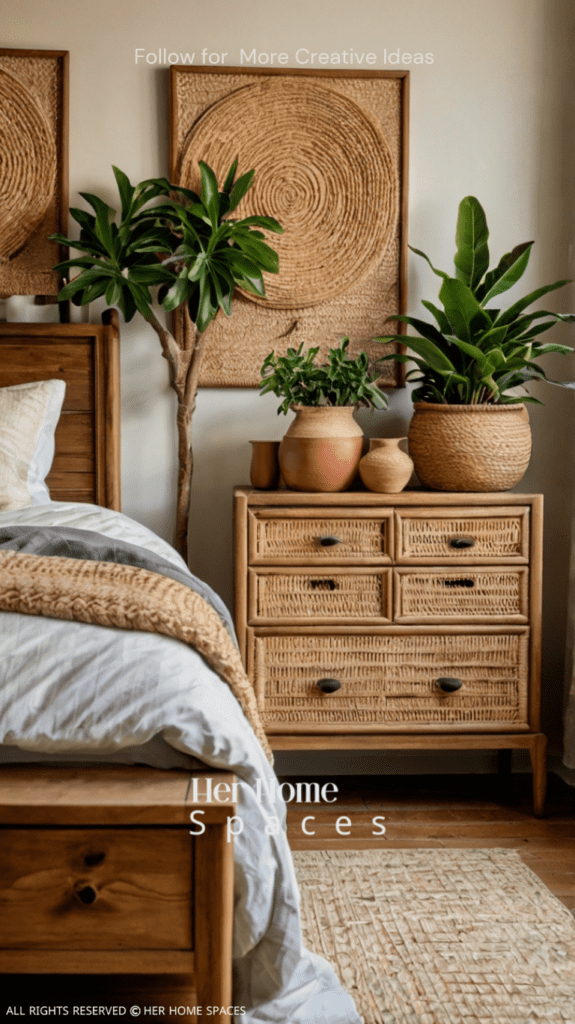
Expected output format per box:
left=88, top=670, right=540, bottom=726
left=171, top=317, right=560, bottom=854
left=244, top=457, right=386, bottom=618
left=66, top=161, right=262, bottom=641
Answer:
left=179, top=79, right=398, bottom=309
left=0, top=69, right=57, bottom=265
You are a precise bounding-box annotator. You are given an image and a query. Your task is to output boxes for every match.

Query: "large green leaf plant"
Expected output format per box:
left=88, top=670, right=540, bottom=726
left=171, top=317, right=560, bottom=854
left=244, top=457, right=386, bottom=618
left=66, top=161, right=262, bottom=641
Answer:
left=375, top=196, right=575, bottom=405
left=51, top=162, right=282, bottom=558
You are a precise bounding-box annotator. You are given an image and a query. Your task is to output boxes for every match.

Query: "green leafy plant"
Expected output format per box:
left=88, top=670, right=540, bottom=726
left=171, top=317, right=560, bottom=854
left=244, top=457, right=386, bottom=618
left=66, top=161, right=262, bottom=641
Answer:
left=259, top=338, right=388, bottom=415
left=375, top=196, right=575, bottom=405
left=51, top=161, right=282, bottom=558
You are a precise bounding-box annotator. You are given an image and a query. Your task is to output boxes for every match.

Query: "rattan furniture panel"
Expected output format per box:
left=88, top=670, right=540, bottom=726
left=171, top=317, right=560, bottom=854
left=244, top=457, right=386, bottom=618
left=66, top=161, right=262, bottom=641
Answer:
left=234, top=488, right=546, bottom=814
left=248, top=567, right=393, bottom=624
left=395, top=507, right=530, bottom=564
left=250, top=629, right=529, bottom=730
left=394, top=567, right=529, bottom=623
left=248, top=509, right=393, bottom=565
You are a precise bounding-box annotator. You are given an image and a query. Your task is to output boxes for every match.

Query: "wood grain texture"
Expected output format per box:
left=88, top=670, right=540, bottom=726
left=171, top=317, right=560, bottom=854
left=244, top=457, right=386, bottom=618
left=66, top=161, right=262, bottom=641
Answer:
left=0, top=828, right=193, bottom=950
left=0, top=313, right=121, bottom=510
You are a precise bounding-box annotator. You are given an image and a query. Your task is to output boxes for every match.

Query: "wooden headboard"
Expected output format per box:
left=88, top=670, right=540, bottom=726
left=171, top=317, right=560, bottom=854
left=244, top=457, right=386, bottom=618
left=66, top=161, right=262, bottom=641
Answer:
left=0, top=310, right=121, bottom=510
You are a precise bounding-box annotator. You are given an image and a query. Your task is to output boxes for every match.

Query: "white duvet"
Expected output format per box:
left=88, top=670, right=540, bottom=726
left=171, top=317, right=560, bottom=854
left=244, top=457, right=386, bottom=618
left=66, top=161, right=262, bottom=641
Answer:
left=0, top=502, right=361, bottom=1024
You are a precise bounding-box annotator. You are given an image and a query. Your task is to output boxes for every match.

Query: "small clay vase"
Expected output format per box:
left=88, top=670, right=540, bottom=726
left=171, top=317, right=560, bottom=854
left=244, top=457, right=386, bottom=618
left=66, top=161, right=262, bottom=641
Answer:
left=279, top=406, right=363, bottom=493
left=359, top=437, right=414, bottom=493
left=250, top=441, right=281, bottom=489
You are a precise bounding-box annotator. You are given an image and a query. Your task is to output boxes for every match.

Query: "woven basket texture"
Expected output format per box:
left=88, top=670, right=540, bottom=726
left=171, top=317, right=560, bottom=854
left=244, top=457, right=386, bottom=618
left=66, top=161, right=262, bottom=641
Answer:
left=396, top=569, right=526, bottom=620
left=256, top=632, right=529, bottom=726
left=294, top=848, right=575, bottom=1024
left=0, top=69, right=56, bottom=264
left=255, top=571, right=388, bottom=620
left=408, top=403, right=532, bottom=492
left=254, top=516, right=387, bottom=561
left=399, top=514, right=526, bottom=560
left=0, top=53, right=65, bottom=296
left=172, top=71, right=405, bottom=386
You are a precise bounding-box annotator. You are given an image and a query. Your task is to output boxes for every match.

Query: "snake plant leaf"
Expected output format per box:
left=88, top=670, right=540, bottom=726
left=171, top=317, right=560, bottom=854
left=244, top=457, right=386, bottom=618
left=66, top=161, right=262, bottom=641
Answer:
left=438, top=277, right=491, bottom=342
left=477, top=242, right=533, bottom=305
left=454, top=197, right=490, bottom=291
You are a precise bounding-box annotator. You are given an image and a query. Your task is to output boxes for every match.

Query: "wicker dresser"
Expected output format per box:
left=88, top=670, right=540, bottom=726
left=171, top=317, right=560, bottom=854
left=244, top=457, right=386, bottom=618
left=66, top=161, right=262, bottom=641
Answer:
left=234, top=487, right=546, bottom=814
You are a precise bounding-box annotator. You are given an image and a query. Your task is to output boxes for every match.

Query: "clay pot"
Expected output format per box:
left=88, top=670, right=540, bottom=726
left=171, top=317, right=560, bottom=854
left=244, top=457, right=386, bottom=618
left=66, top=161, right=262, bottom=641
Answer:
left=359, top=437, right=414, bottom=493
left=250, top=441, right=281, bottom=489
left=279, top=406, right=363, bottom=492
left=407, top=402, right=532, bottom=491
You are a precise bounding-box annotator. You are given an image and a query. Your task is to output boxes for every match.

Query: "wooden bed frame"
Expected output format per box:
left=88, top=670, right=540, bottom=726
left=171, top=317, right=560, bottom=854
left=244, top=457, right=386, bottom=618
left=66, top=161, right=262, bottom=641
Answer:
left=0, top=315, right=234, bottom=1013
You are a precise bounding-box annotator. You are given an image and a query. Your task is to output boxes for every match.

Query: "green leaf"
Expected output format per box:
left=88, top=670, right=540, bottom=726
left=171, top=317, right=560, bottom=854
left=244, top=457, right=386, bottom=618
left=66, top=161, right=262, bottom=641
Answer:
left=236, top=215, right=283, bottom=234
left=78, top=192, right=116, bottom=253
left=199, top=162, right=219, bottom=224
left=105, top=279, right=123, bottom=306
left=227, top=169, right=255, bottom=213
left=478, top=242, right=533, bottom=305
left=112, top=166, right=135, bottom=221
left=223, top=159, right=238, bottom=193
left=390, top=335, right=457, bottom=373
left=421, top=300, right=452, bottom=335
left=409, top=245, right=449, bottom=281
left=453, top=197, right=489, bottom=291
left=495, top=280, right=570, bottom=327
left=438, top=277, right=491, bottom=342
left=232, top=235, right=279, bottom=273
left=162, top=270, right=192, bottom=312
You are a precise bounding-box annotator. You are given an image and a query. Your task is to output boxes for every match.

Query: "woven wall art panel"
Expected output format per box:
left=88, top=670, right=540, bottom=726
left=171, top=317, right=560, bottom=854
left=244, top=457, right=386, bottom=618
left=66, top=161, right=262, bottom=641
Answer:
left=170, top=67, right=408, bottom=388
left=0, top=49, right=68, bottom=298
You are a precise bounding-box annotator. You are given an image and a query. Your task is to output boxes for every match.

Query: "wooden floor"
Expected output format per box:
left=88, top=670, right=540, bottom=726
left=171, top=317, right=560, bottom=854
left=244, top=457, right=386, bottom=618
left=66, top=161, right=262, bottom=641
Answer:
left=284, top=771, right=575, bottom=910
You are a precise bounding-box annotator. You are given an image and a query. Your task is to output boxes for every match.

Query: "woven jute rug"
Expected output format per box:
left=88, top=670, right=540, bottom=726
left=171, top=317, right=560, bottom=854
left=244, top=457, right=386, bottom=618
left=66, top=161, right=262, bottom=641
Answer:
left=293, top=848, right=575, bottom=1023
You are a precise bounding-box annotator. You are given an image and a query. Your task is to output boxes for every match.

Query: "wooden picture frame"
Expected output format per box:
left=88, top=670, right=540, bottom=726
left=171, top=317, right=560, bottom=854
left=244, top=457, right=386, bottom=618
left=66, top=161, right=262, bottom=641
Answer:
left=169, top=66, right=409, bottom=388
left=0, top=48, right=69, bottom=300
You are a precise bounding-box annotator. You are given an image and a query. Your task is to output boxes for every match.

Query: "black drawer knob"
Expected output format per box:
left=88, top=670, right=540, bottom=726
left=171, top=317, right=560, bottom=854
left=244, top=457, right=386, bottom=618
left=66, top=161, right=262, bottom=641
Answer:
left=449, top=536, right=475, bottom=549
left=319, top=536, right=341, bottom=547
left=316, top=678, right=342, bottom=694
left=443, top=578, right=475, bottom=588
left=436, top=677, right=463, bottom=693
left=74, top=882, right=99, bottom=905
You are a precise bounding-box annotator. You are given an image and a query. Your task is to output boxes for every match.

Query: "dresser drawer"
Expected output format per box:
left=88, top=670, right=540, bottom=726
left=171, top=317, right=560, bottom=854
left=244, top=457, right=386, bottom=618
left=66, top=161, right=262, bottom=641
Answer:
left=248, top=509, right=393, bottom=564
left=248, top=567, right=393, bottom=624
left=249, top=628, right=529, bottom=732
left=395, top=507, right=530, bottom=563
left=0, top=828, right=193, bottom=949
left=394, top=567, right=529, bottom=623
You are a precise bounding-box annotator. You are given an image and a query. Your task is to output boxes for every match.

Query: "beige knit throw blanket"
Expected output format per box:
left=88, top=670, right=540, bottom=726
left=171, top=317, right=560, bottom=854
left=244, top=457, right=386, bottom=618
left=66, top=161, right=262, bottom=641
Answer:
left=0, top=550, right=272, bottom=763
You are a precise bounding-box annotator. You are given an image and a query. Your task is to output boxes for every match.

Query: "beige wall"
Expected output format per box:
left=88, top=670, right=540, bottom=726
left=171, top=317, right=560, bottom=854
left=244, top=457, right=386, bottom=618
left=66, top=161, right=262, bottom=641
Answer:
left=3, top=0, right=575, bottom=754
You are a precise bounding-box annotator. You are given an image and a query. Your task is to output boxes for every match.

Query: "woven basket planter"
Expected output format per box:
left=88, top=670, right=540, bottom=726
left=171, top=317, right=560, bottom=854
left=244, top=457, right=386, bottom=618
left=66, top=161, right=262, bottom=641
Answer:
left=407, top=402, right=532, bottom=492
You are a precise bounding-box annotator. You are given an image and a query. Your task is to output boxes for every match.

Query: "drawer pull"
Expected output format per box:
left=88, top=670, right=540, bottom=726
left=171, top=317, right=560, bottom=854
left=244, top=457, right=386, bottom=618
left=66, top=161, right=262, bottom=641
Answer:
left=310, top=578, right=337, bottom=591
left=436, top=677, right=463, bottom=693
left=316, top=678, right=342, bottom=694
left=443, top=578, right=475, bottom=588
left=449, top=536, right=475, bottom=549
left=74, top=881, right=99, bottom=905
left=319, top=535, right=341, bottom=547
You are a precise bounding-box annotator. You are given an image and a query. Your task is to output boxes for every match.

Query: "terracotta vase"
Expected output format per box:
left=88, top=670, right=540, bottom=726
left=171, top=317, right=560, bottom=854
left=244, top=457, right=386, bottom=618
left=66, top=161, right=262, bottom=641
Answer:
left=249, top=440, right=281, bottom=489
left=279, top=406, right=363, bottom=492
left=359, top=437, right=414, bottom=493
left=407, top=402, right=532, bottom=491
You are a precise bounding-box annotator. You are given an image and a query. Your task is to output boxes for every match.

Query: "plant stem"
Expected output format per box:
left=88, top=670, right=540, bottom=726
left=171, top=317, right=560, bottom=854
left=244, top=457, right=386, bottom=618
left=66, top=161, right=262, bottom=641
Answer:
left=145, top=311, right=206, bottom=562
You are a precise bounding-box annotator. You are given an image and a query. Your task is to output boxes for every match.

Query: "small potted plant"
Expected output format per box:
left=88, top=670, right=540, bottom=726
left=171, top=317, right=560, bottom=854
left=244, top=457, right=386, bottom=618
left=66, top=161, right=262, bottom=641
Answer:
left=375, top=196, right=575, bottom=491
left=259, top=338, right=387, bottom=491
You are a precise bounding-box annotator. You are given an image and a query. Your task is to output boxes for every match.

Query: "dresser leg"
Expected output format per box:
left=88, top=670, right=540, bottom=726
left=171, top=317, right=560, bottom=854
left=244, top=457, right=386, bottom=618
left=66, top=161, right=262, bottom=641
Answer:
left=529, top=734, right=548, bottom=817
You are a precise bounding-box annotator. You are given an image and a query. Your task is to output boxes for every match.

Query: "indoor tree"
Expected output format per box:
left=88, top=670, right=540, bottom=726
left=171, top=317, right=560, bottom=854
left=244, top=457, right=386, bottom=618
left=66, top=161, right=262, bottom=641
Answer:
left=51, top=162, right=283, bottom=559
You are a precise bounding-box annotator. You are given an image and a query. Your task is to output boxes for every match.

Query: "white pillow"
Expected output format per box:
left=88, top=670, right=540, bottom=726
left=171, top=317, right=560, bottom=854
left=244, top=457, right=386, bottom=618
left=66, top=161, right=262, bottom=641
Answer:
left=0, top=379, right=66, bottom=511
